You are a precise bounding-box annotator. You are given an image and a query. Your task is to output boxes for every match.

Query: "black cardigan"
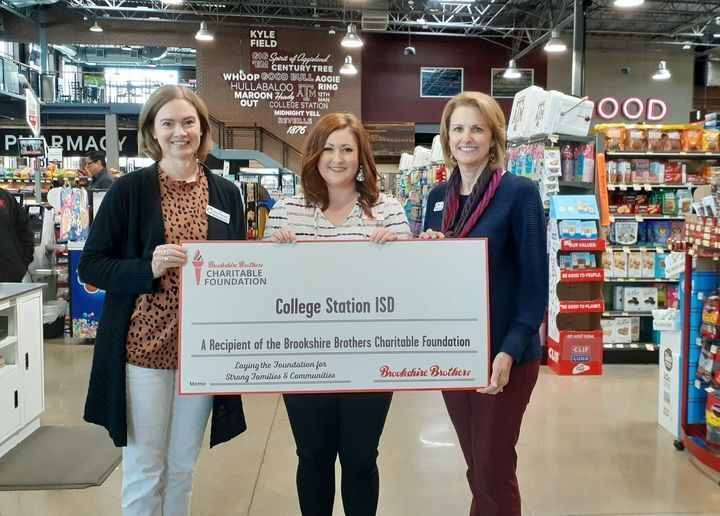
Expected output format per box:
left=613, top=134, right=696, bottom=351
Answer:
left=79, top=163, right=247, bottom=447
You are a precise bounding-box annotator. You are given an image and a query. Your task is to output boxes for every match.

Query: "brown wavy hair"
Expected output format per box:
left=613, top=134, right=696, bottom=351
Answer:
left=301, top=112, right=380, bottom=216
left=138, top=85, right=213, bottom=161
left=439, top=91, right=506, bottom=170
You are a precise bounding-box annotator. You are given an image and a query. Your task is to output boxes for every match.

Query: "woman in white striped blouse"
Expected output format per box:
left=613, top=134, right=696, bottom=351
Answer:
left=265, top=112, right=411, bottom=516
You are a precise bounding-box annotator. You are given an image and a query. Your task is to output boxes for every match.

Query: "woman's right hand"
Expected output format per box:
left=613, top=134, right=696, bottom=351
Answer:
left=418, top=229, right=446, bottom=240
left=268, top=228, right=298, bottom=244
left=151, top=244, right=188, bottom=279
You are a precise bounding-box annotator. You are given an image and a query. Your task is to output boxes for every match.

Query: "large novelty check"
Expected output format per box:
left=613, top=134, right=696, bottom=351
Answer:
left=178, top=239, right=489, bottom=394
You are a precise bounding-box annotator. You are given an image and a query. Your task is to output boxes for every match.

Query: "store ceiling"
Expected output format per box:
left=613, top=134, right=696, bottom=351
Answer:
left=2, top=0, right=720, bottom=55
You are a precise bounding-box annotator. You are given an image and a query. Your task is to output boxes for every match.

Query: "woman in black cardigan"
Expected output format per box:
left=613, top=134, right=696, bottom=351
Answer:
left=79, top=85, right=246, bottom=516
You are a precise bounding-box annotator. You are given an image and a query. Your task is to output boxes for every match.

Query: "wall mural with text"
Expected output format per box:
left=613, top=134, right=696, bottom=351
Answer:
left=199, top=28, right=360, bottom=150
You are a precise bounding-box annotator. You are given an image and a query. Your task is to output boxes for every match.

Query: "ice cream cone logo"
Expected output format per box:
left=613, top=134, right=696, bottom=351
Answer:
left=192, top=249, right=204, bottom=285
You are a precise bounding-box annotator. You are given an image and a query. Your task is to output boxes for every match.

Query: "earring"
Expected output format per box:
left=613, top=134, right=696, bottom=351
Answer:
left=356, top=164, right=365, bottom=182
left=489, top=152, right=496, bottom=164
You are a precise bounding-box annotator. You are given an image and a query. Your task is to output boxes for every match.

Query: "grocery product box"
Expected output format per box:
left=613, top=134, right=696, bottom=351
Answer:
left=601, top=317, right=632, bottom=344
left=627, top=251, right=642, bottom=278
left=613, top=251, right=628, bottom=278
left=623, top=286, right=658, bottom=312
left=641, top=250, right=655, bottom=278
left=654, top=253, right=667, bottom=278
left=630, top=316, right=641, bottom=341
left=547, top=331, right=603, bottom=376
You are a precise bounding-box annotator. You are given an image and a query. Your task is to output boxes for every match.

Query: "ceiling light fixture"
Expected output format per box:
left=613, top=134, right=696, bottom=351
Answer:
left=341, top=23, right=363, bottom=47
left=544, top=31, right=567, bottom=52
left=328, top=27, right=336, bottom=35
left=652, top=60, right=671, bottom=80
left=682, top=41, right=692, bottom=50
left=89, top=22, right=103, bottom=33
left=614, top=0, right=644, bottom=7
left=503, top=59, right=521, bottom=79
left=339, top=55, right=357, bottom=75
left=195, top=21, right=214, bottom=41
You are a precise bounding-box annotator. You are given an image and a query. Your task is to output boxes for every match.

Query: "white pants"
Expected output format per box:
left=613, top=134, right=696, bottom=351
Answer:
left=121, top=364, right=213, bottom=516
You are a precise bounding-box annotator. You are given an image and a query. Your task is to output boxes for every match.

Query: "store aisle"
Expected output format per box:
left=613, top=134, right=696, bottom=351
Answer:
left=2, top=340, right=720, bottom=516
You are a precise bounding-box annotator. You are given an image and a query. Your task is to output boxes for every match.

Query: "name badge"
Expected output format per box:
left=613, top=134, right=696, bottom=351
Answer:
left=206, top=205, right=230, bottom=224
left=433, top=201, right=444, bottom=212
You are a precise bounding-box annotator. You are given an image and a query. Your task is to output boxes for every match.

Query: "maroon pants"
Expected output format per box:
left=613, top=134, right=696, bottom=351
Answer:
left=442, top=360, right=540, bottom=516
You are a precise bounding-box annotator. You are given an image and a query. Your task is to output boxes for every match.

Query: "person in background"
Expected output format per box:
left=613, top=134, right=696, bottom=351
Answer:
left=83, top=150, right=114, bottom=190
left=79, top=85, right=247, bottom=516
left=265, top=112, right=411, bottom=516
left=0, top=188, right=33, bottom=282
left=420, top=91, right=548, bottom=516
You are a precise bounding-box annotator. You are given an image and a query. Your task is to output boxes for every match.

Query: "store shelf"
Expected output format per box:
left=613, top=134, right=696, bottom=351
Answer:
left=606, top=151, right=720, bottom=158
left=0, top=364, right=17, bottom=382
left=558, top=180, right=594, bottom=189
left=0, top=179, right=54, bottom=184
left=603, top=343, right=659, bottom=364
left=682, top=424, right=720, bottom=472
left=0, top=336, right=18, bottom=353
left=609, top=214, right=685, bottom=222
left=606, top=246, right=669, bottom=253
left=510, top=134, right=593, bottom=145
left=603, top=342, right=658, bottom=351
left=605, top=277, right=677, bottom=283
left=602, top=311, right=654, bottom=317
left=607, top=183, right=704, bottom=191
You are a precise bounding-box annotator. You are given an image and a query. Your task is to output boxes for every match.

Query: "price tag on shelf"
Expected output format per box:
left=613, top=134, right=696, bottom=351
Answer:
left=697, top=338, right=704, bottom=347
left=712, top=345, right=718, bottom=354
left=619, top=184, right=628, bottom=191
left=706, top=386, right=716, bottom=394
left=655, top=247, right=665, bottom=254
left=644, top=183, right=652, bottom=191
left=635, top=215, right=643, bottom=222
left=645, top=344, right=654, bottom=351
left=608, top=184, right=617, bottom=191
left=630, top=343, right=638, bottom=348
left=604, top=343, right=612, bottom=349
left=616, top=344, right=624, bottom=349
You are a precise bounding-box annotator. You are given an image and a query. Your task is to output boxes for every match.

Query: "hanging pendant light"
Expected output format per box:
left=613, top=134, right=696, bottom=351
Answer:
left=652, top=60, right=671, bottom=80
left=89, top=22, right=103, bottom=33
left=339, top=56, right=358, bottom=75
left=544, top=31, right=567, bottom=53
left=503, top=59, right=521, bottom=79
left=195, top=21, right=214, bottom=41
left=614, top=0, right=644, bottom=7
left=341, top=23, right=363, bottom=48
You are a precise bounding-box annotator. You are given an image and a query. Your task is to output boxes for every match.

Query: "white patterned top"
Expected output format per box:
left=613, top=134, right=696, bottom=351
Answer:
left=265, top=193, right=412, bottom=241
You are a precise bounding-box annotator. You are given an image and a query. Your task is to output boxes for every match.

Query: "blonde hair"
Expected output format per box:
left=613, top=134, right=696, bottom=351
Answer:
left=439, top=91, right=506, bottom=170
left=138, top=85, right=213, bottom=161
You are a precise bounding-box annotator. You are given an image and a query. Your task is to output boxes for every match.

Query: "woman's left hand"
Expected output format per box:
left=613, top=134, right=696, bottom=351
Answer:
left=369, top=229, right=399, bottom=244
left=477, top=352, right=513, bottom=395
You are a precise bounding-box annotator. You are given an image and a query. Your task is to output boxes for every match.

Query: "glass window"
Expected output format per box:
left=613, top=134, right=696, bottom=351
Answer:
left=104, top=67, right=179, bottom=104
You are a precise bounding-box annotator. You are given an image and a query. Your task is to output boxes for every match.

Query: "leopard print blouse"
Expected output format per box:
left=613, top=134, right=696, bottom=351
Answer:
left=126, top=166, right=209, bottom=369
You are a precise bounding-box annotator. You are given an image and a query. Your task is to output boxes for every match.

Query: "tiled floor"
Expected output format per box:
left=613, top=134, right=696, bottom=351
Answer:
left=2, top=339, right=720, bottom=515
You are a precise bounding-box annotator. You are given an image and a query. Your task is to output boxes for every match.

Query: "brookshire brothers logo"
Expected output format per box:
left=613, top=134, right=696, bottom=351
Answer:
left=192, top=249, right=267, bottom=287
